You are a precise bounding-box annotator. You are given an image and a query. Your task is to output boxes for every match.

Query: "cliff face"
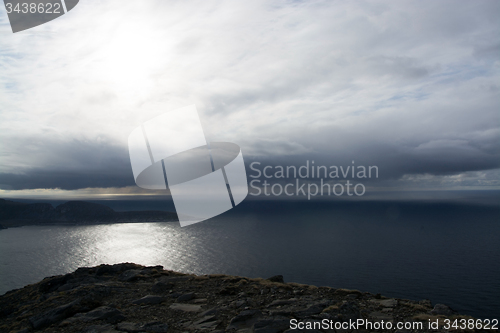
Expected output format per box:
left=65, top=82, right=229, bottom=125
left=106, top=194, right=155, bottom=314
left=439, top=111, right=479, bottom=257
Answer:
left=0, top=199, right=177, bottom=228
left=0, top=263, right=476, bottom=333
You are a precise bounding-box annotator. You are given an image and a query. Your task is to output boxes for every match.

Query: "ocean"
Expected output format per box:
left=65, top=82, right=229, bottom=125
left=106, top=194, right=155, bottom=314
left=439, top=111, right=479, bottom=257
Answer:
left=0, top=198, right=499, bottom=319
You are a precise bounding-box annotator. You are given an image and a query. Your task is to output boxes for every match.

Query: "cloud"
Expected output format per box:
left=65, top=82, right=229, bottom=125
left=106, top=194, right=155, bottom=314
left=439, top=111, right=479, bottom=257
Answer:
left=0, top=0, right=499, bottom=193
left=399, top=169, right=500, bottom=189
left=0, top=135, right=134, bottom=190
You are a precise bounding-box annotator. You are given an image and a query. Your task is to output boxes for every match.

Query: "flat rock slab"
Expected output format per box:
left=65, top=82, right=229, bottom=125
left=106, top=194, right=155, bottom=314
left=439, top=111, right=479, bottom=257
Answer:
left=193, top=321, right=218, bottom=330
left=81, top=306, right=126, bottom=324
left=369, top=311, right=394, bottom=321
left=81, top=324, right=121, bottom=333
left=119, top=269, right=142, bottom=282
left=169, top=303, right=202, bottom=312
left=141, top=321, right=170, bottom=333
left=294, top=303, right=328, bottom=318
left=371, top=298, right=398, bottom=307
left=193, top=298, right=207, bottom=304
left=193, top=315, right=217, bottom=325
left=227, top=309, right=262, bottom=330
left=430, top=303, right=455, bottom=315
left=132, top=295, right=165, bottom=305
left=29, top=299, right=82, bottom=329
left=117, top=321, right=143, bottom=332
left=199, top=307, right=218, bottom=317
left=190, top=316, right=219, bottom=330
left=268, top=299, right=297, bottom=307
left=176, top=292, right=195, bottom=302
left=117, top=321, right=169, bottom=333
left=151, top=281, right=174, bottom=293
left=62, top=306, right=126, bottom=326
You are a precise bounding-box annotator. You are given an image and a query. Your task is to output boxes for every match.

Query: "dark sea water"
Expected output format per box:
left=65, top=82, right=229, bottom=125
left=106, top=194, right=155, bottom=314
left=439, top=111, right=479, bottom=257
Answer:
left=0, top=199, right=499, bottom=319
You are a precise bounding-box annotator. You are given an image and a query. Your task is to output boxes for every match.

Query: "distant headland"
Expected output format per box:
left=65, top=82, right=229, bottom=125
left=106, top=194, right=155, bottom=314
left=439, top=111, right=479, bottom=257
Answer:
left=0, top=199, right=177, bottom=229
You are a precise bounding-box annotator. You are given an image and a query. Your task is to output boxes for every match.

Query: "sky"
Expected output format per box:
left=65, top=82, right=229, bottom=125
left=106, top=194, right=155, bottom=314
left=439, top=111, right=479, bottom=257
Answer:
left=0, top=0, right=499, bottom=200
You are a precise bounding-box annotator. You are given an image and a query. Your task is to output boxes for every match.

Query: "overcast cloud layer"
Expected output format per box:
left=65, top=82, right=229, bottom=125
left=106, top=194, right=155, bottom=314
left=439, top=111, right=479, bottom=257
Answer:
left=0, top=0, right=499, bottom=195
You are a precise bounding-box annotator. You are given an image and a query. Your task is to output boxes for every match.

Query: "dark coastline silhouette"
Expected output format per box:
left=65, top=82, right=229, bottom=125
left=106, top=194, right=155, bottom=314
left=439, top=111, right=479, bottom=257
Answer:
left=0, top=199, right=177, bottom=229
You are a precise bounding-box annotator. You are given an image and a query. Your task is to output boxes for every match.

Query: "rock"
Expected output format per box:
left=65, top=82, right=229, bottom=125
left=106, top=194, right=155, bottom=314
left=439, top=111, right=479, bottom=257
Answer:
left=430, top=303, right=454, bottom=315
left=96, top=263, right=142, bottom=276
left=119, top=269, right=142, bottom=282
left=339, top=301, right=361, bottom=320
left=252, top=317, right=290, bottom=333
left=0, top=263, right=481, bottom=333
left=371, top=298, right=398, bottom=307
left=160, top=275, right=192, bottom=282
left=132, top=295, right=165, bottom=305
left=346, top=293, right=359, bottom=300
left=151, top=281, right=174, bottom=293
left=15, top=329, right=30, bottom=333
left=82, top=324, right=120, bottom=333
left=169, top=303, right=202, bottom=312
left=176, top=292, right=195, bottom=302
left=168, top=292, right=183, bottom=298
left=369, top=311, right=393, bottom=321
left=29, top=298, right=82, bottom=329
left=191, top=315, right=218, bottom=330
left=115, top=322, right=141, bottom=332
left=59, top=305, right=126, bottom=326
left=294, top=302, right=329, bottom=318
left=233, top=299, right=247, bottom=308
left=58, top=283, right=79, bottom=292
left=192, top=320, right=218, bottom=330
left=141, top=321, right=169, bottom=333
left=194, top=315, right=217, bottom=324
left=419, top=299, right=432, bottom=307
left=39, top=274, right=73, bottom=293
left=269, top=308, right=294, bottom=317
left=267, top=299, right=296, bottom=307
left=80, top=306, right=126, bottom=323
left=117, top=321, right=169, bottom=333
left=193, top=298, right=207, bottom=303
left=266, top=275, right=284, bottom=283
left=219, top=286, right=239, bottom=295
left=199, top=307, right=218, bottom=317
left=140, top=266, right=164, bottom=275
left=227, top=309, right=263, bottom=330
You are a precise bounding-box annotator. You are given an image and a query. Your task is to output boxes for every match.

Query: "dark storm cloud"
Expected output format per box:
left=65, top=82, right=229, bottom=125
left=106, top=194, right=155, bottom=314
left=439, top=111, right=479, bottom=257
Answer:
left=0, top=168, right=134, bottom=190
left=0, top=137, right=134, bottom=190
left=0, top=127, right=498, bottom=190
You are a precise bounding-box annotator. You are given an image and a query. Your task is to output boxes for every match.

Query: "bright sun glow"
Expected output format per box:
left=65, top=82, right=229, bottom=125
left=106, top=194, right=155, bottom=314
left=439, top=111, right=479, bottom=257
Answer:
left=86, top=22, right=168, bottom=101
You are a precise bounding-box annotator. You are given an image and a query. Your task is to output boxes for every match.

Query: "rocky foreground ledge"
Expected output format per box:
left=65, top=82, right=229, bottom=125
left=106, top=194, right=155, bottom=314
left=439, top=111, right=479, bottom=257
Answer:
left=0, top=264, right=478, bottom=333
